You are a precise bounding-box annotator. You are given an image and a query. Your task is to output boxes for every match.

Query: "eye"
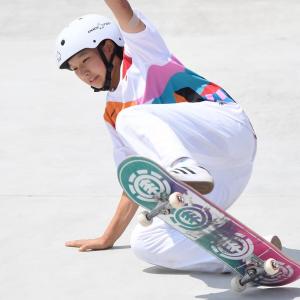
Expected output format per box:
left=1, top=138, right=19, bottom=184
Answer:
left=83, top=57, right=89, bottom=63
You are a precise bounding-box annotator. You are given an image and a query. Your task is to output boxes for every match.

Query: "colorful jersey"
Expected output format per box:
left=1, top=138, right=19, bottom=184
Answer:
left=104, top=10, right=235, bottom=166
left=104, top=11, right=234, bottom=129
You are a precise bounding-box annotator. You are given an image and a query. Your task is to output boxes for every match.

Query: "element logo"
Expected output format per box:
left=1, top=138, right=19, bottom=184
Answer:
left=211, top=232, right=254, bottom=260
left=170, top=204, right=212, bottom=231
left=128, top=169, right=171, bottom=202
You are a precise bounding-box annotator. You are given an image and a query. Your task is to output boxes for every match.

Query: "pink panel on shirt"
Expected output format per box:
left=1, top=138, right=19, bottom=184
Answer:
left=216, top=89, right=227, bottom=100
left=137, top=56, right=185, bottom=104
left=205, top=94, right=214, bottom=101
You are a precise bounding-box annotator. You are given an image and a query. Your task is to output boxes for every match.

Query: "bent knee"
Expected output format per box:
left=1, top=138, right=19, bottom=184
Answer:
left=115, top=105, right=144, bottom=132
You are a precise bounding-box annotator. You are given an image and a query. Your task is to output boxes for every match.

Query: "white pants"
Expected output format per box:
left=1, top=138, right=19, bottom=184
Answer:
left=115, top=101, right=257, bottom=272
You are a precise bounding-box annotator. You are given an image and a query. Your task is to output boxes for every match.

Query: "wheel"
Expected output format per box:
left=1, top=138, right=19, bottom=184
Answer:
left=169, top=192, right=185, bottom=209
left=231, top=276, right=247, bottom=293
left=264, top=258, right=280, bottom=276
left=137, top=211, right=153, bottom=227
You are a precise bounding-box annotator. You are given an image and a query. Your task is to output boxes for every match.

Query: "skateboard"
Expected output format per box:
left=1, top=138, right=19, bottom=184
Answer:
left=118, top=156, right=300, bottom=292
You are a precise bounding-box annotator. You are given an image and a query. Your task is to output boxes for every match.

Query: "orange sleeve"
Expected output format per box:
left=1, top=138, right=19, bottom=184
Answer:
left=103, top=100, right=137, bottom=128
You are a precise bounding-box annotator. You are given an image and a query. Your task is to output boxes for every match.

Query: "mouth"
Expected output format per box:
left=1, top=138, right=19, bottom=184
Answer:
left=89, top=75, right=99, bottom=84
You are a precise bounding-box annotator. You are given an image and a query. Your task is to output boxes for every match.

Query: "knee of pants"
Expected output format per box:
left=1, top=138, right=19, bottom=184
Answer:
left=130, top=229, right=226, bottom=272
left=129, top=223, right=178, bottom=268
left=130, top=235, right=144, bottom=259
left=130, top=232, right=157, bottom=265
left=115, top=106, right=143, bottom=135
left=115, top=105, right=167, bottom=138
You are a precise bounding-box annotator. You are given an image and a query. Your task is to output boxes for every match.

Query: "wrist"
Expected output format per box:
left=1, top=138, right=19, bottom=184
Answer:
left=100, top=232, right=116, bottom=247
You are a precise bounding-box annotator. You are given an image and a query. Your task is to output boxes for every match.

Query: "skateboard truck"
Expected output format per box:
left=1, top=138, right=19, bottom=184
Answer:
left=231, top=258, right=280, bottom=292
left=137, top=192, right=187, bottom=226
left=138, top=198, right=172, bottom=226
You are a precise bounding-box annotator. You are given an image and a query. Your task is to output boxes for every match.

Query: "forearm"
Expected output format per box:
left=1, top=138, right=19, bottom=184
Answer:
left=102, top=192, right=138, bottom=246
left=104, top=0, right=145, bottom=33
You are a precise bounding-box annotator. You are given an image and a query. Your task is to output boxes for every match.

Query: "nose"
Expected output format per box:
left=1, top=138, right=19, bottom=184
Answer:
left=79, top=65, right=90, bottom=78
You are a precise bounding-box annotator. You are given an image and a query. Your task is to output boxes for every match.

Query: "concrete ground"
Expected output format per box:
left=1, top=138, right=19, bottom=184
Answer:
left=0, top=0, right=300, bottom=299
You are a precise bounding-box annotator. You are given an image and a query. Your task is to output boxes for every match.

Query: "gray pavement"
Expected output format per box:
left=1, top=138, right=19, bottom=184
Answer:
left=0, top=0, right=300, bottom=299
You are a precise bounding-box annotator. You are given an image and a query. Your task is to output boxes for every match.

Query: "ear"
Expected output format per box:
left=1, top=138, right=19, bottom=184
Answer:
left=102, top=40, right=115, bottom=59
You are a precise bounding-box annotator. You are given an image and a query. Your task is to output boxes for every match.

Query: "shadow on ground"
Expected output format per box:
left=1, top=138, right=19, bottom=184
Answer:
left=111, top=245, right=131, bottom=250
left=143, top=246, right=300, bottom=299
left=196, top=286, right=300, bottom=300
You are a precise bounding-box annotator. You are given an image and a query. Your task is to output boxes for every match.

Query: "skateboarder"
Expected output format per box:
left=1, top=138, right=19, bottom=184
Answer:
left=55, top=0, right=279, bottom=272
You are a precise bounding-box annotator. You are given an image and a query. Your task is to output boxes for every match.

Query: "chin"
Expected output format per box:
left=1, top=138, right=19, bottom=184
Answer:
left=88, top=81, right=101, bottom=89
left=92, top=81, right=103, bottom=89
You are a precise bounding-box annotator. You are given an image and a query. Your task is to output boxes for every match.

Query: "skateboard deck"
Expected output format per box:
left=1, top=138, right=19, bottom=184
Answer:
left=118, top=156, right=300, bottom=290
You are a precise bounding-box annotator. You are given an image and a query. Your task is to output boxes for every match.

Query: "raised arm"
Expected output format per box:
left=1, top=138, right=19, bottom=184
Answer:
left=104, top=0, right=145, bottom=33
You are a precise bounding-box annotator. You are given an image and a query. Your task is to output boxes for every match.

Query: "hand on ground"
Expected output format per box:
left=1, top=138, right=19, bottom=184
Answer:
left=65, top=236, right=113, bottom=252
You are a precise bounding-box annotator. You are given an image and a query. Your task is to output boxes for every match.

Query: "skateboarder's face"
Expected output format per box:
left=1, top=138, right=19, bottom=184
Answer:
left=68, top=48, right=106, bottom=88
left=68, top=41, right=120, bottom=90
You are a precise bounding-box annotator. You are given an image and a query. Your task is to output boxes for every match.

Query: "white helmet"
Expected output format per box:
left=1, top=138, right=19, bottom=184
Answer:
left=55, top=14, right=124, bottom=69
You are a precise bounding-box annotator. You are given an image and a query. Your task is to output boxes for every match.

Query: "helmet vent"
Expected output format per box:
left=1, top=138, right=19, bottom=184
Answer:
left=61, top=40, right=65, bottom=46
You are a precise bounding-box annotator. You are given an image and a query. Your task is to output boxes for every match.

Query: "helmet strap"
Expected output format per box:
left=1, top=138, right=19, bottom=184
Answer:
left=91, top=44, right=116, bottom=92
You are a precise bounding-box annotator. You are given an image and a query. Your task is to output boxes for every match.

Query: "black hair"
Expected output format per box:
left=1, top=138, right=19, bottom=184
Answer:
left=97, top=39, right=124, bottom=61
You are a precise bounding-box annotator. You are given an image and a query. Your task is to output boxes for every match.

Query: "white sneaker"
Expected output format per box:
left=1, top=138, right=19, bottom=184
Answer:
left=168, top=164, right=214, bottom=194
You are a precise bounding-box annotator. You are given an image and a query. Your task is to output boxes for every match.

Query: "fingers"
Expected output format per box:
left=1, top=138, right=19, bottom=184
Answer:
left=65, top=240, right=88, bottom=248
left=65, top=240, right=93, bottom=252
left=65, top=238, right=111, bottom=252
left=79, top=241, right=110, bottom=252
left=79, top=244, right=93, bottom=252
